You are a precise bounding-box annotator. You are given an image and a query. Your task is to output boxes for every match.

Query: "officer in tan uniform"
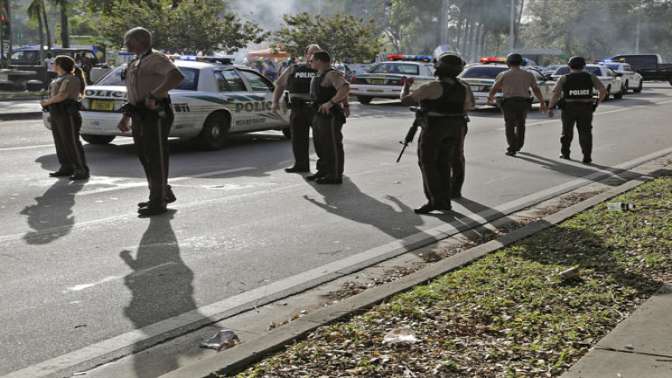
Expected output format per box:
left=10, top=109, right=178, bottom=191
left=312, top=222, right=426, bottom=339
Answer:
left=401, top=53, right=473, bottom=213
left=309, top=51, right=350, bottom=184
left=117, top=27, right=184, bottom=217
left=41, top=55, right=89, bottom=180
left=487, top=53, right=547, bottom=156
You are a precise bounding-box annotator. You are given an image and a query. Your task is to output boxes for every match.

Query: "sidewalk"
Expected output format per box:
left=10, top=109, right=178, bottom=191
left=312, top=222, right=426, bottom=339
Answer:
left=563, top=284, right=672, bottom=378
left=0, top=100, right=43, bottom=121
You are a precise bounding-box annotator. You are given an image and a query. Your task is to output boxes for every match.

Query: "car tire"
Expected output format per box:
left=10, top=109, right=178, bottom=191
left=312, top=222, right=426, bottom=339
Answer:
left=357, top=96, right=373, bottom=105
left=282, top=127, right=291, bottom=139
left=198, top=111, right=230, bottom=150
left=604, top=85, right=611, bottom=101
left=81, top=134, right=115, bottom=145
left=624, top=80, right=630, bottom=93
left=634, top=81, right=643, bottom=93
left=614, top=85, right=624, bottom=99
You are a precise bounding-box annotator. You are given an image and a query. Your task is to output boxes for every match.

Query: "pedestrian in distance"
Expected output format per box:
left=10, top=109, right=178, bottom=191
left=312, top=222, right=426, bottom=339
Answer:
left=548, top=56, right=608, bottom=165
left=272, top=44, right=322, bottom=174
left=41, top=55, right=90, bottom=181
left=117, top=27, right=185, bottom=217
left=401, top=52, right=474, bottom=214
left=487, top=53, right=547, bottom=157
left=309, top=51, right=351, bottom=185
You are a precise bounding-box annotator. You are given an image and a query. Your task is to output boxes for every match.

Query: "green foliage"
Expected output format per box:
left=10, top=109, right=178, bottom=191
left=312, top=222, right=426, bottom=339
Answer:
left=273, top=12, right=382, bottom=63
left=98, top=0, right=267, bottom=53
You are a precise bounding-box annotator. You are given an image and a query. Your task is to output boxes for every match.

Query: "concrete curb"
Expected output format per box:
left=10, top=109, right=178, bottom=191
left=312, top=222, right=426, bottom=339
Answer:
left=0, top=112, right=42, bottom=121
left=161, top=178, right=649, bottom=377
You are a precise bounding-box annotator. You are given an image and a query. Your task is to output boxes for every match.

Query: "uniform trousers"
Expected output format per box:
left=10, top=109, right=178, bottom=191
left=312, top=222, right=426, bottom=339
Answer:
left=560, top=102, right=594, bottom=159
left=501, top=97, right=530, bottom=153
left=313, top=112, right=344, bottom=179
left=50, top=108, right=88, bottom=174
left=288, top=102, right=318, bottom=170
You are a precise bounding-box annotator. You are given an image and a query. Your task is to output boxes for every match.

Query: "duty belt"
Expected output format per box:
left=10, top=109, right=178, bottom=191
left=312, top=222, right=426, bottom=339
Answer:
left=426, top=112, right=467, bottom=118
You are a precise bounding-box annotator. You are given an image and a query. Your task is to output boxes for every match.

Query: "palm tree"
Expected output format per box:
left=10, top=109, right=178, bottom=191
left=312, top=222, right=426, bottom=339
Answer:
left=51, top=0, right=68, bottom=47
left=41, top=0, right=52, bottom=50
left=27, top=0, right=45, bottom=64
left=0, top=0, right=11, bottom=67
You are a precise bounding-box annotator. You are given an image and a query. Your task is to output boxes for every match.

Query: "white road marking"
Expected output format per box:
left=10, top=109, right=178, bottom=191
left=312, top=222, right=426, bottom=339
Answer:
left=4, top=145, right=672, bottom=378
left=62, top=262, right=178, bottom=293
left=0, top=144, right=54, bottom=152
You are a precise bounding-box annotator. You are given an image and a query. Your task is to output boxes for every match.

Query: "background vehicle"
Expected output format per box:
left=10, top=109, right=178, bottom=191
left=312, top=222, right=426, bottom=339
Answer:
left=550, top=65, right=624, bottom=100
left=608, top=54, right=672, bottom=85
left=43, top=58, right=289, bottom=150
left=602, top=62, right=643, bottom=93
left=459, top=62, right=553, bottom=108
left=349, top=55, right=434, bottom=104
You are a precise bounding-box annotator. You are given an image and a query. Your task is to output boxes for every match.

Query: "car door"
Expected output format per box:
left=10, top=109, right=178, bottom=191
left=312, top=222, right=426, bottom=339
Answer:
left=237, top=69, right=287, bottom=130
left=213, top=68, right=256, bottom=132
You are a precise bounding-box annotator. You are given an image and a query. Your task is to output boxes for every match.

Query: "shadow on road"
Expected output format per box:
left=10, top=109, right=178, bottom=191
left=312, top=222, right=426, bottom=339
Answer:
left=121, top=211, right=211, bottom=377
left=20, top=179, right=86, bottom=244
left=516, top=152, right=642, bottom=185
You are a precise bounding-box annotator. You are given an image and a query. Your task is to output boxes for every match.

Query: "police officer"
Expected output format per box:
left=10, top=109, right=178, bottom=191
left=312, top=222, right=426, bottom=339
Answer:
left=41, top=55, right=89, bottom=181
left=548, top=56, right=607, bottom=164
left=117, top=27, right=184, bottom=216
left=272, top=44, right=321, bottom=174
left=487, top=53, right=547, bottom=157
left=400, top=53, right=474, bottom=214
left=309, top=51, right=350, bottom=184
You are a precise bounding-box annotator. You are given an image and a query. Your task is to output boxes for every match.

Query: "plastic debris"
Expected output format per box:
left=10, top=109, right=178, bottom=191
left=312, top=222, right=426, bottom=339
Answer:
left=200, top=329, right=240, bottom=351
left=383, top=327, right=419, bottom=345
left=607, top=202, right=636, bottom=212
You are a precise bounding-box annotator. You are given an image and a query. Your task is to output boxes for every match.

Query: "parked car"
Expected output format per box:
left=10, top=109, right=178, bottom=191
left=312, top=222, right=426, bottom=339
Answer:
left=601, top=62, right=643, bottom=93
left=607, top=54, right=672, bottom=85
left=550, top=65, right=625, bottom=100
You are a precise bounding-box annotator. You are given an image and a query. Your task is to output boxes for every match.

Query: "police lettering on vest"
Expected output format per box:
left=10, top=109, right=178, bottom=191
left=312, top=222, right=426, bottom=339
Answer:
left=563, top=72, right=594, bottom=100
left=287, top=64, right=318, bottom=95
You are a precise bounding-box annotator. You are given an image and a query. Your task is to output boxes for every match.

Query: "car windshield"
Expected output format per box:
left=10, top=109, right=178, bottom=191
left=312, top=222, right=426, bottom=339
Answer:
left=368, top=63, right=419, bottom=75
left=553, top=66, right=602, bottom=76
left=97, top=66, right=200, bottom=90
left=461, top=66, right=507, bottom=79
left=554, top=66, right=570, bottom=75
left=606, top=64, right=621, bottom=71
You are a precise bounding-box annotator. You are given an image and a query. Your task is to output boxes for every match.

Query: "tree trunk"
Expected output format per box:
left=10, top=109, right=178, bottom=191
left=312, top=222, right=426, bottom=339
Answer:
left=5, top=0, right=12, bottom=62
left=41, top=1, right=51, bottom=50
left=514, top=0, right=524, bottom=48
left=60, top=1, right=69, bottom=47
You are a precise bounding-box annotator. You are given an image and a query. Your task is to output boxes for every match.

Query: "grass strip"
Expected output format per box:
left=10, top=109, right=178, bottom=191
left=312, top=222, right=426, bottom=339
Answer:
left=237, top=177, right=672, bottom=377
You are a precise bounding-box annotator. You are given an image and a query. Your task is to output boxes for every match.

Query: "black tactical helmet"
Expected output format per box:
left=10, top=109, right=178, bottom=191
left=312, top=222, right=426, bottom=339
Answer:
left=568, top=56, right=587, bottom=70
left=506, top=53, right=524, bottom=66
left=434, top=53, right=465, bottom=78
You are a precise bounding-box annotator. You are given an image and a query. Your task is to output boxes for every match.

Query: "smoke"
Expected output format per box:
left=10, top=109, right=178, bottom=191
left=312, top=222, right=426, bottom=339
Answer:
left=229, top=0, right=299, bottom=32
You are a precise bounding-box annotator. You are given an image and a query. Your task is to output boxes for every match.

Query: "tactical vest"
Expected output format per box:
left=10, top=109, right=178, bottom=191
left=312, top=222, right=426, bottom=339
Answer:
left=287, top=64, right=317, bottom=95
left=563, top=72, right=594, bottom=100
left=421, top=80, right=467, bottom=116
left=310, top=69, right=337, bottom=105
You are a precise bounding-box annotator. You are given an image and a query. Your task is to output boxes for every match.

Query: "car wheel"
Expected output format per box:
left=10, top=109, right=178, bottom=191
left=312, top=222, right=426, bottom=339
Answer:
left=624, top=80, right=629, bottom=93
left=81, top=135, right=115, bottom=145
left=634, top=81, right=643, bottom=93
left=614, top=85, right=624, bottom=99
left=282, top=127, right=291, bottom=139
left=604, top=85, right=611, bottom=101
left=198, top=111, right=230, bottom=150
left=357, top=96, right=373, bottom=105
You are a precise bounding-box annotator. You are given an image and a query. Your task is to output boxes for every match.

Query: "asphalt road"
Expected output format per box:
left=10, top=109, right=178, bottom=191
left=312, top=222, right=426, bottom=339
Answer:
left=1, top=84, right=672, bottom=376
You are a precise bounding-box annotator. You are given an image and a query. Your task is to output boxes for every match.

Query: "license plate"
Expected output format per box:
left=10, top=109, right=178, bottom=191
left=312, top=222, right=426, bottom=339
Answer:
left=90, top=100, right=115, bottom=112
left=368, top=79, right=385, bottom=85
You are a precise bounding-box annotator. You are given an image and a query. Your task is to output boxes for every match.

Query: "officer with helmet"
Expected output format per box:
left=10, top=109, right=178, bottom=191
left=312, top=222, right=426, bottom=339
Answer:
left=487, top=53, right=547, bottom=157
left=548, top=56, right=607, bottom=164
left=401, top=52, right=474, bottom=214
left=272, top=44, right=322, bottom=174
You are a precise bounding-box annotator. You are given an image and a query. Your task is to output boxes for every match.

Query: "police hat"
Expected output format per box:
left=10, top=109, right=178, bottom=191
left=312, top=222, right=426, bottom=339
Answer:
left=434, top=53, right=465, bottom=77
left=568, top=56, right=586, bottom=70
left=506, top=53, right=524, bottom=66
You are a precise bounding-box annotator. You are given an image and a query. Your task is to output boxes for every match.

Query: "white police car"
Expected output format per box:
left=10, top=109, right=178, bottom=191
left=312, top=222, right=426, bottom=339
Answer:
left=550, top=64, right=625, bottom=100
left=459, top=57, right=554, bottom=107
left=43, top=56, right=289, bottom=150
left=349, top=54, right=435, bottom=104
left=601, top=62, right=643, bottom=93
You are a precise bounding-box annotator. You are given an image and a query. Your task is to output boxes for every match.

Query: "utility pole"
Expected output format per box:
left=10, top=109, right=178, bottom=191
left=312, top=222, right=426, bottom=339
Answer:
left=440, top=0, right=449, bottom=46
left=509, top=0, right=515, bottom=51
left=635, top=0, right=642, bottom=53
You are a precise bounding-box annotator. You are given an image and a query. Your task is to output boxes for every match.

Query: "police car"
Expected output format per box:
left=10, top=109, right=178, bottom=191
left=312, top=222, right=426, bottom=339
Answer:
left=349, top=54, right=435, bottom=104
left=459, top=57, right=553, bottom=107
left=550, top=64, right=625, bottom=100
left=43, top=56, right=290, bottom=150
left=600, top=62, right=643, bottom=93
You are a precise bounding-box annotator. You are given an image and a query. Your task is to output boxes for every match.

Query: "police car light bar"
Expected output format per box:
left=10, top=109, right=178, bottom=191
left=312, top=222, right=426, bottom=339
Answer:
left=480, top=56, right=506, bottom=64
left=386, top=54, right=432, bottom=62
left=173, top=55, right=234, bottom=65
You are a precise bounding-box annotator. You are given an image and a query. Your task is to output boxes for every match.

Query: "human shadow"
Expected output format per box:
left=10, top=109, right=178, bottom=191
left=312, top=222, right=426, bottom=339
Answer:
left=121, top=211, right=210, bottom=376
left=516, top=152, right=642, bottom=186
left=20, top=179, right=86, bottom=244
left=304, top=177, right=431, bottom=247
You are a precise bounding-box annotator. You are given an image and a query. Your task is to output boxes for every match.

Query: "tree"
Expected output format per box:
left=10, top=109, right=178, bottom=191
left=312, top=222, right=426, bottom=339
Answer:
left=52, top=0, right=69, bottom=47
left=99, top=0, right=267, bottom=54
left=27, top=0, right=45, bottom=62
left=273, top=12, right=382, bottom=63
